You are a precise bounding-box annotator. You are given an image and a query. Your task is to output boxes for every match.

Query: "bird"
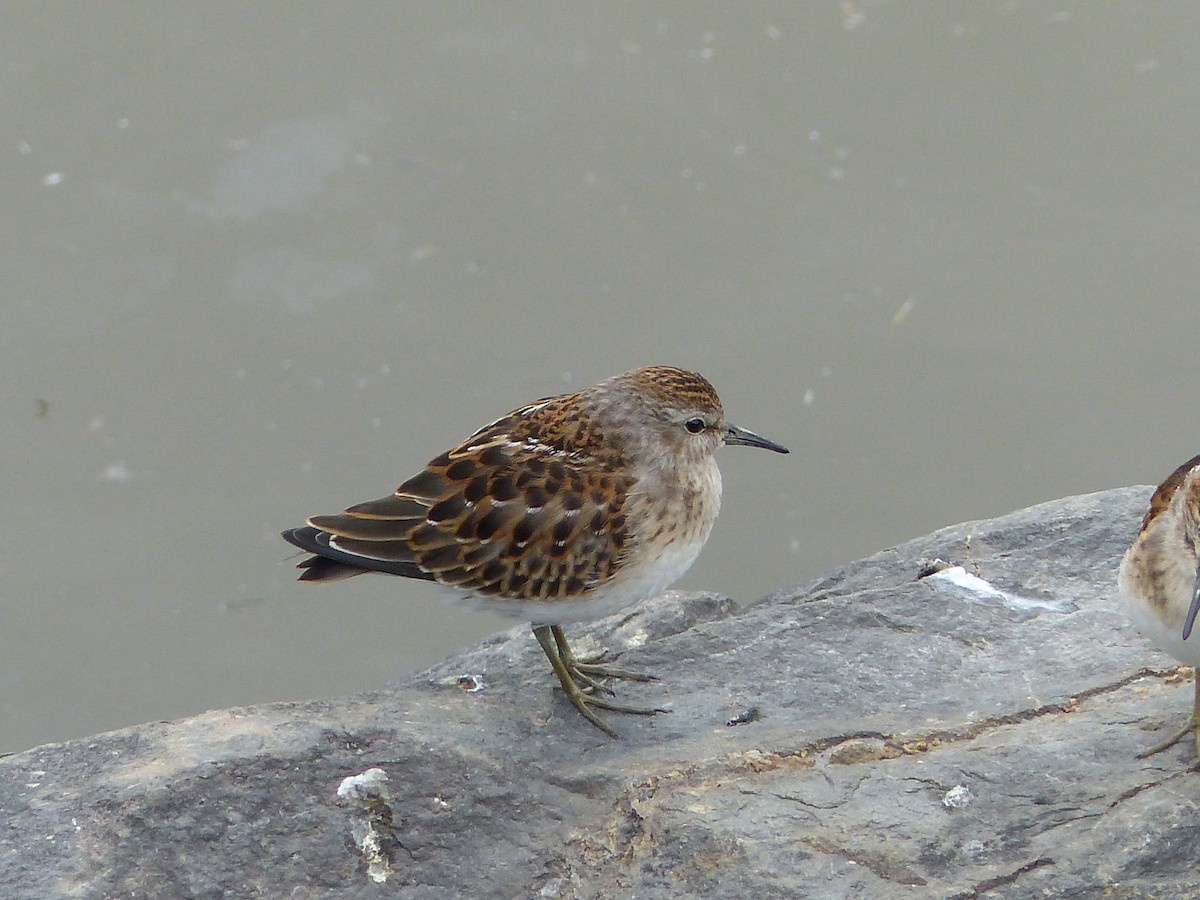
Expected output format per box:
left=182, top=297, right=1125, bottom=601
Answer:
left=1117, top=453, right=1200, bottom=759
left=282, top=365, right=789, bottom=737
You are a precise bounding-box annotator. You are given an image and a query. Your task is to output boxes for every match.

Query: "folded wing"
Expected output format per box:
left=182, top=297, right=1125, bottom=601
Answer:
left=283, top=423, right=634, bottom=601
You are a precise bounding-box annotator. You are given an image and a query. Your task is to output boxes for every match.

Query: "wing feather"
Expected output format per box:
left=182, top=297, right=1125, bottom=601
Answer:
left=283, top=394, right=635, bottom=600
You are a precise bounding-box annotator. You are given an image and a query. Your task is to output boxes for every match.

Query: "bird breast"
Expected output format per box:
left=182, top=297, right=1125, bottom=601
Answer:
left=1118, top=517, right=1200, bottom=665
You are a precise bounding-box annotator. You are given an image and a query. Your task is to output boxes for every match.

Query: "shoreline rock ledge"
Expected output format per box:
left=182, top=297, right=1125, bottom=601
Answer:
left=4, top=486, right=1199, bottom=898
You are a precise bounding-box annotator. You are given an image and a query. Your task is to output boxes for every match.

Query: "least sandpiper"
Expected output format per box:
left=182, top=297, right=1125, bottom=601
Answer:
left=1118, top=453, right=1200, bottom=758
left=282, top=365, right=788, bottom=736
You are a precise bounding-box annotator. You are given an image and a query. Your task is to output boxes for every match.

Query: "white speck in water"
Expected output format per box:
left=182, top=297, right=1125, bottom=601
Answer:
left=733, top=144, right=747, bottom=156
left=117, top=118, right=130, bottom=130
left=809, top=130, right=821, bottom=142
left=802, top=388, right=815, bottom=406
left=892, top=298, right=914, bottom=325
left=99, top=462, right=131, bottom=483
left=43, top=172, right=63, bottom=186
left=371, top=417, right=382, bottom=428
left=379, top=364, right=390, bottom=375
left=18, top=141, right=32, bottom=155
left=765, top=25, right=781, bottom=40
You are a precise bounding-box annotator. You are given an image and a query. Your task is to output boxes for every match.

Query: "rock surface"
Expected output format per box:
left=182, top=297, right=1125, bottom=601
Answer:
left=4, top=486, right=1200, bottom=898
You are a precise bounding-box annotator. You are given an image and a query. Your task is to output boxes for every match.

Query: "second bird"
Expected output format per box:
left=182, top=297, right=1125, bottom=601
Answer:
left=282, top=365, right=789, bottom=737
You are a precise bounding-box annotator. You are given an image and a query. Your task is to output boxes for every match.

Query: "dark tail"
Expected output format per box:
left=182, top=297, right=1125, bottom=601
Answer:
left=281, top=526, right=433, bottom=583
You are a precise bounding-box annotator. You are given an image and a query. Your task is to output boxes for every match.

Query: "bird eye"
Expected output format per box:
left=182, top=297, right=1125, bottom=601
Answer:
left=684, top=417, right=706, bottom=434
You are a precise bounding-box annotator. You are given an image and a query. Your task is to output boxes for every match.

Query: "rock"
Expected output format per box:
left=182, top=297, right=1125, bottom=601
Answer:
left=3, top=486, right=1198, bottom=898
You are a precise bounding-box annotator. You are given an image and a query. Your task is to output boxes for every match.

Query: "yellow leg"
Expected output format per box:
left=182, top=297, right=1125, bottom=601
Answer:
left=551, top=625, right=657, bottom=693
left=532, top=624, right=667, bottom=738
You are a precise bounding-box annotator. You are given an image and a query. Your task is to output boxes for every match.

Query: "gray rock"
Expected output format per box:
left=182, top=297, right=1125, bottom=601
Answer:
left=3, top=486, right=1197, bottom=898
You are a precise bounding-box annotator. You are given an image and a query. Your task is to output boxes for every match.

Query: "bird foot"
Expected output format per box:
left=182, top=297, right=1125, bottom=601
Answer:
left=1136, top=716, right=1200, bottom=759
left=533, top=624, right=668, bottom=738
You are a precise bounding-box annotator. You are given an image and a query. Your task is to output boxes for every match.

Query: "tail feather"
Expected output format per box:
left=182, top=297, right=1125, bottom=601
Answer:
left=281, top=525, right=434, bottom=582
left=295, top=555, right=367, bottom=582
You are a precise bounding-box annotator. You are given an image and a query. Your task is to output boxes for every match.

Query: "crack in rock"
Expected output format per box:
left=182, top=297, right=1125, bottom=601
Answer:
left=946, top=856, right=1055, bottom=899
left=799, top=834, right=929, bottom=887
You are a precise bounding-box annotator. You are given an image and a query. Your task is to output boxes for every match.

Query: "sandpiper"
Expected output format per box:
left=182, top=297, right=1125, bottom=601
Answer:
left=282, top=365, right=789, bottom=736
left=1118, top=453, right=1200, bottom=758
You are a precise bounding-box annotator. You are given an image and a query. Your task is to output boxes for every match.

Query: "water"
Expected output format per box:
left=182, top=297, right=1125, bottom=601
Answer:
left=3, top=3, right=1197, bottom=751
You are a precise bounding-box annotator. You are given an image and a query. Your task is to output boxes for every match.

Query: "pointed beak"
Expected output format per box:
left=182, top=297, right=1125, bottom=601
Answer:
left=724, top=423, right=789, bottom=454
left=1184, top=563, right=1200, bottom=641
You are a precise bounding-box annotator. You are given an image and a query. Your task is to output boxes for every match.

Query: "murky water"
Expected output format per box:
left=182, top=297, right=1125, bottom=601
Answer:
left=4, top=4, right=1198, bottom=751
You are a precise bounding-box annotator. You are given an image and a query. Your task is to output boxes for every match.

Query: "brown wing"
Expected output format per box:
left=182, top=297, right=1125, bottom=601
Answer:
left=1141, top=453, right=1200, bottom=530
left=284, top=404, right=634, bottom=600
